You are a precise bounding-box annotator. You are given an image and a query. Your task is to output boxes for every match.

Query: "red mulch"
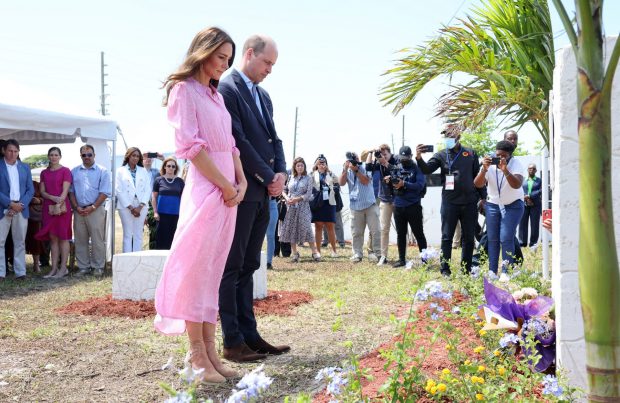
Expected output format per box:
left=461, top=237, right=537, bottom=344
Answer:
left=55, top=290, right=313, bottom=319
left=314, top=292, right=479, bottom=402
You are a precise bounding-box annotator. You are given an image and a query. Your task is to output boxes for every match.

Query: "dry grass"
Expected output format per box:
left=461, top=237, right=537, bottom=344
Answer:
left=0, top=214, right=427, bottom=402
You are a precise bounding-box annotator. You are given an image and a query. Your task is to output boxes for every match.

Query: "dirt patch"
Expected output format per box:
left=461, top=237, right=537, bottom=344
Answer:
left=254, top=290, right=314, bottom=316
left=314, top=292, right=478, bottom=402
left=55, top=290, right=313, bottom=319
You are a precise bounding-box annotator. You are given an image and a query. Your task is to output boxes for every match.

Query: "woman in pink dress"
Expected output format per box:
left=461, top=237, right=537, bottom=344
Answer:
left=154, top=27, right=247, bottom=384
left=36, top=147, right=72, bottom=278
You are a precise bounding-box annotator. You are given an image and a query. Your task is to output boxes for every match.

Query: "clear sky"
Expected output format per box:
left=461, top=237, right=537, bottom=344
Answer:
left=1, top=0, right=619, bottom=168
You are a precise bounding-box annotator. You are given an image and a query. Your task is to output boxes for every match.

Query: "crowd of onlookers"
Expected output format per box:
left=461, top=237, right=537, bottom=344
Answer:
left=1, top=126, right=547, bottom=282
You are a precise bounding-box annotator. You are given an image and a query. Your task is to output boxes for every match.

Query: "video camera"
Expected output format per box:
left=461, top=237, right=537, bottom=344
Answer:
left=345, top=151, right=360, bottom=167
left=388, top=166, right=412, bottom=196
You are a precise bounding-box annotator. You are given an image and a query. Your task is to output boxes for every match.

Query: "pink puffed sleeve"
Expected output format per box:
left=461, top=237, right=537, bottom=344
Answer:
left=168, top=81, right=206, bottom=160
left=62, top=167, right=73, bottom=184
left=232, top=146, right=240, bottom=157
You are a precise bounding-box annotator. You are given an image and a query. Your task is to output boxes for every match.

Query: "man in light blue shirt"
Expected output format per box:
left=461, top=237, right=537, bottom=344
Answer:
left=338, top=152, right=380, bottom=262
left=68, top=145, right=111, bottom=276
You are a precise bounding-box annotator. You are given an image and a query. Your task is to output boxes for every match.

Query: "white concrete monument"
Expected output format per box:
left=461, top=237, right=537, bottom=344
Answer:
left=112, top=250, right=268, bottom=301
left=552, top=37, right=620, bottom=390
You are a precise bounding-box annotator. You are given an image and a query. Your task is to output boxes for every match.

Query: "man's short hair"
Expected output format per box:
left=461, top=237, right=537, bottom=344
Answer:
left=496, top=140, right=515, bottom=154
left=243, top=35, right=267, bottom=55
left=379, top=144, right=391, bottom=153
left=3, top=139, right=20, bottom=151
left=504, top=130, right=518, bottom=139
left=80, top=144, right=95, bottom=153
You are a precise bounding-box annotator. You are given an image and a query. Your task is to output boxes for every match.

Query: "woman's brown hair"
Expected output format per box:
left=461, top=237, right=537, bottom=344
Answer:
left=122, top=147, right=144, bottom=167
left=162, top=27, right=236, bottom=106
left=291, top=157, right=307, bottom=177
left=159, top=157, right=179, bottom=176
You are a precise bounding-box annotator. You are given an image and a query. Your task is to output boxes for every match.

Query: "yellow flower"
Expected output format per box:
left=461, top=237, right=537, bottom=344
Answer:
left=464, top=359, right=471, bottom=365
left=493, top=350, right=501, bottom=357
left=470, top=314, right=478, bottom=320
left=498, top=366, right=506, bottom=376
left=430, top=386, right=438, bottom=395
left=476, top=393, right=485, bottom=401
left=437, top=383, right=447, bottom=393
left=442, top=368, right=451, bottom=375
left=478, top=365, right=486, bottom=372
left=479, top=329, right=487, bottom=337
left=474, top=346, right=485, bottom=354
left=445, top=344, right=453, bottom=350
left=426, top=379, right=436, bottom=388
left=470, top=376, right=486, bottom=384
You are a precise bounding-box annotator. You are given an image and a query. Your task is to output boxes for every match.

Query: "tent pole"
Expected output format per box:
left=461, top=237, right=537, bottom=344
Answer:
left=111, top=138, right=116, bottom=270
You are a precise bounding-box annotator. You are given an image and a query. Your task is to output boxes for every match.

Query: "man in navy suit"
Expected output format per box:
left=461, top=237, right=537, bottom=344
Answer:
left=519, top=163, right=542, bottom=247
left=218, top=35, right=289, bottom=362
left=0, top=139, right=35, bottom=281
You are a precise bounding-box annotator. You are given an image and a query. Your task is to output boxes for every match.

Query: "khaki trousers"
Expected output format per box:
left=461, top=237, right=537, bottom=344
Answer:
left=379, top=201, right=394, bottom=257
left=73, top=207, right=106, bottom=270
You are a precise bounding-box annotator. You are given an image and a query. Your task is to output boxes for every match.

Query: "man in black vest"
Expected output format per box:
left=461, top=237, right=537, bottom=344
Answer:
left=218, top=35, right=289, bottom=362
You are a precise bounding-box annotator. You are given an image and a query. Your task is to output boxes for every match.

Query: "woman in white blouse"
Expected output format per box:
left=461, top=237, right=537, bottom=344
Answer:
left=474, top=140, right=524, bottom=280
left=116, top=147, right=152, bottom=252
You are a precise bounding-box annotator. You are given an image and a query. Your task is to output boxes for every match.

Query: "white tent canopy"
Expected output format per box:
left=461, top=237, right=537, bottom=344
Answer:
left=0, top=102, right=120, bottom=262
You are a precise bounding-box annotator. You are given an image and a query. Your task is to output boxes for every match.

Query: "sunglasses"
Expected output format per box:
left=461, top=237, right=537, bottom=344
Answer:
left=81, top=153, right=93, bottom=158
left=165, top=165, right=177, bottom=168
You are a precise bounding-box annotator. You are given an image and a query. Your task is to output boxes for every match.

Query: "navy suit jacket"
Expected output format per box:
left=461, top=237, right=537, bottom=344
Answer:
left=0, top=159, right=35, bottom=219
left=523, top=176, right=542, bottom=206
left=218, top=69, right=286, bottom=202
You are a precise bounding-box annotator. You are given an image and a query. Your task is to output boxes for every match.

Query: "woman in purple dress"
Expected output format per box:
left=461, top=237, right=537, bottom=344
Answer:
left=36, top=147, right=72, bottom=278
left=154, top=27, right=246, bottom=384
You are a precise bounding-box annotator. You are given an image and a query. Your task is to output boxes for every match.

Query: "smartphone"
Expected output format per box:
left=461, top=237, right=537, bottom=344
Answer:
left=542, top=209, right=552, bottom=222
left=491, top=157, right=501, bottom=165
left=146, top=152, right=158, bottom=158
left=422, top=145, right=434, bottom=153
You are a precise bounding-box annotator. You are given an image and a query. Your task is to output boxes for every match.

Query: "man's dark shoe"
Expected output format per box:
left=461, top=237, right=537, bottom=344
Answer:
left=440, top=269, right=452, bottom=277
left=14, top=275, right=27, bottom=281
left=267, top=263, right=273, bottom=270
left=246, top=337, right=290, bottom=355
left=392, top=260, right=406, bottom=268
left=223, top=343, right=267, bottom=363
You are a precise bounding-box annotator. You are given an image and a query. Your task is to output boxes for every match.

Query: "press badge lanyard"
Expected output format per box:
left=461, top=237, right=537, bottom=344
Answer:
left=445, top=150, right=461, bottom=190
left=495, top=160, right=511, bottom=217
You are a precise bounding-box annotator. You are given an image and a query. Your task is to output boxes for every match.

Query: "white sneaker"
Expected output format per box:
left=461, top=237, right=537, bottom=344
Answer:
left=349, top=254, right=362, bottom=263
left=499, top=273, right=510, bottom=283
left=529, top=244, right=539, bottom=252
left=377, top=256, right=387, bottom=266
left=367, top=253, right=379, bottom=263
left=331, top=251, right=338, bottom=258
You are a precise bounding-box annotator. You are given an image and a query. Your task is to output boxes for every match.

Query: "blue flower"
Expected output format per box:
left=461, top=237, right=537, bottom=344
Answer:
left=420, top=247, right=440, bottom=261
left=227, top=365, right=273, bottom=403
left=542, top=375, right=563, bottom=397
left=499, top=333, right=520, bottom=348
left=316, top=366, right=349, bottom=397
left=431, top=312, right=440, bottom=321
left=451, top=306, right=461, bottom=314
left=415, top=290, right=429, bottom=301
left=164, top=391, right=192, bottom=403
left=471, top=266, right=481, bottom=278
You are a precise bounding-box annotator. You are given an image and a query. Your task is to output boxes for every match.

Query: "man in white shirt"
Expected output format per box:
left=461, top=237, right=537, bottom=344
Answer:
left=0, top=139, right=35, bottom=280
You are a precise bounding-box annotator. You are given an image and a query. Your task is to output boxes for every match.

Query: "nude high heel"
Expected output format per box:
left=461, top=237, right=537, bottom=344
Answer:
left=203, top=323, right=238, bottom=378
left=186, top=341, right=226, bottom=384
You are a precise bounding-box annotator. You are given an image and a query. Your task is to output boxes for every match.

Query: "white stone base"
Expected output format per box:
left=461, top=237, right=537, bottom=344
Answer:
left=112, top=250, right=268, bottom=301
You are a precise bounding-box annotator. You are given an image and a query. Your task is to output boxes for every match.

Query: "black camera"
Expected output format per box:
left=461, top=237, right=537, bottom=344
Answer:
left=373, top=150, right=382, bottom=159
left=491, top=157, right=501, bottom=165
left=345, top=151, right=359, bottom=166
left=388, top=167, right=411, bottom=195
left=146, top=152, right=158, bottom=158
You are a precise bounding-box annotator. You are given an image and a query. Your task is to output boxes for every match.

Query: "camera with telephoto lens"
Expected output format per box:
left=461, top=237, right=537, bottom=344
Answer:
left=373, top=150, right=383, bottom=159
left=388, top=167, right=412, bottom=196
left=345, top=151, right=359, bottom=167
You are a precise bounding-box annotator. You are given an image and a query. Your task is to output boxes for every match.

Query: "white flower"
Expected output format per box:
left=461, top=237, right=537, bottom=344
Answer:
left=512, top=290, right=525, bottom=301
left=161, top=357, right=174, bottom=371
left=164, top=391, right=192, bottom=403
left=451, top=306, right=461, bottom=314
left=178, top=366, right=204, bottom=384
left=521, top=288, right=538, bottom=298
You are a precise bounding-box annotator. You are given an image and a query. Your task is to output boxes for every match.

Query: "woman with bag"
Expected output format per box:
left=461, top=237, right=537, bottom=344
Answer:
left=36, top=147, right=72, bottom=279
left=25, top=180, right=44, bottom=273
left=279, top=157, right=320, bottom=262
left=311, top=155, right=338, bottom=257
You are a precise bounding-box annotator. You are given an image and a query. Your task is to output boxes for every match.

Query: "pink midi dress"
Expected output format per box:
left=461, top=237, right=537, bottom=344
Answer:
left=36, top=167, right=73, bottom=241
left=154, top=78, right=239, bottom=335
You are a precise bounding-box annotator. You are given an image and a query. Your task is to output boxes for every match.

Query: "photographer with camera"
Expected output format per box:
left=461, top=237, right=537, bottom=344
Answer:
left=364, top=144, right=397, bottom=265
left=339, top=151, right=380, bottom=263
left=387, top=146, right=428, bottom=268
left=415, top=126, right=482, bottom=276
left=474, top=140, right=524, bottom=281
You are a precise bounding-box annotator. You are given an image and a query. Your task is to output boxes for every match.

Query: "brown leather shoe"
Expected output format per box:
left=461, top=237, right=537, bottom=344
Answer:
left=223, top=343, right=267, bottom=363
left=246, top=337, right=290, bottom=355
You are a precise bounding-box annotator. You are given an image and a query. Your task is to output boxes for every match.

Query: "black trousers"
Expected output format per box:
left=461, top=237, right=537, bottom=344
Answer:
left=394, top=203, right=427, bottom=262
left=440, top=200, right=478, bottom=274
left=219, top=197, right=270, bottom=348
left=519, top=204, right=541, bottom=247
left=154, top=213, right=179, bottom=250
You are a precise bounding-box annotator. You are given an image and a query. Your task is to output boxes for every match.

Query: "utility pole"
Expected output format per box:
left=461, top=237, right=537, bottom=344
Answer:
left=100, top=51, right=108, bottom=116
left=401, top=115, right=405, bottom=148
left=292, top=107, right=298, bottom=158
left=391, top=133, right=395, bottom=153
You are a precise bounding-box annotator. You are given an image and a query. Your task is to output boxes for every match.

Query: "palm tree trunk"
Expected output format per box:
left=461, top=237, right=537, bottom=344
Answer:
left=552, top=0, right=620, bottom=400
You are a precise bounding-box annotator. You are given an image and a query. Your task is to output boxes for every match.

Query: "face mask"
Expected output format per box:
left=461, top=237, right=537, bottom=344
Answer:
left=444, top=138, right=456, bottom=149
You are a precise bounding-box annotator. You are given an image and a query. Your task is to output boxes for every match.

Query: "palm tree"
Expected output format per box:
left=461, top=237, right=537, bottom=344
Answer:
left=381, top=0, right=554, bottom=145
left=551, top=1, right=620, bottom=400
